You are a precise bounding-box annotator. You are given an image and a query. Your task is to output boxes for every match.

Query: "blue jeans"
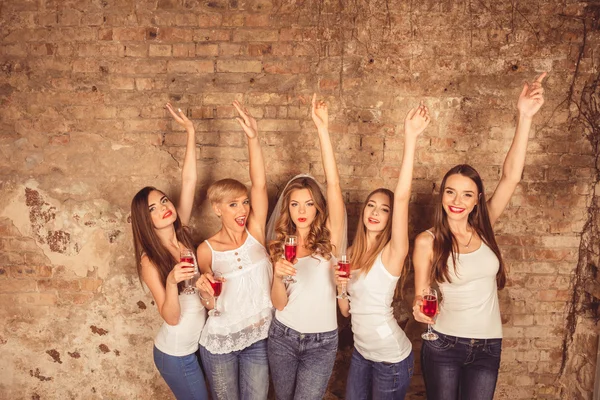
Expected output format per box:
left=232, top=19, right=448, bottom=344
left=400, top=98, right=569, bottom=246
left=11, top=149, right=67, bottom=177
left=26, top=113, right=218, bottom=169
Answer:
left=153, top=346, right=209, bottom=400
left=421, top=331, right=502, bottom=400
left=268, top=317, right=338, bottom=400
left=346, top=348, right=414, bottom=400
left=199, top=339, right=269, bottom=400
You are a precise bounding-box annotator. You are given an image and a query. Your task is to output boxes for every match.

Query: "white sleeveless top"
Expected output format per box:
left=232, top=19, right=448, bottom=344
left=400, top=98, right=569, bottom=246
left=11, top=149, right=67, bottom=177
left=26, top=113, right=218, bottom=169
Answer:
left=349, top=252, right=412, bottom=363
left=154, top=293, right=207, bottom=356
left=428, top=231, right=503, bottom=339
left=275, top=254, right=337, bottom=333
left=199, top=231, right=273, bottom=354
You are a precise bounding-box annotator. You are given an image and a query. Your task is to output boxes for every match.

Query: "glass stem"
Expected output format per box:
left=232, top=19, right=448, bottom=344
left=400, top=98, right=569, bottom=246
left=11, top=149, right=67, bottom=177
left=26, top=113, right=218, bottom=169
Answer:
left=427, top=324, right=432, bottom=335
left=214, top=296, right=218, bottom=313
left=342, top=282, right=347, bottom=297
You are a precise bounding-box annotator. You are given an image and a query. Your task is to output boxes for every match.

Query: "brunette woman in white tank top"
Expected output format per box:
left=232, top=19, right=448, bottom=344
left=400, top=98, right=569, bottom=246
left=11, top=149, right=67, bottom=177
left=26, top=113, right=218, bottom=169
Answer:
left=266, top=94, right=347, bottom=400
left=336, top=102, right=430, bottom=399
left=130, top=104, right=208, bottom=399
left=195, top=102, right=272, bottom=400
left=412, top=73, right=547, bottom=400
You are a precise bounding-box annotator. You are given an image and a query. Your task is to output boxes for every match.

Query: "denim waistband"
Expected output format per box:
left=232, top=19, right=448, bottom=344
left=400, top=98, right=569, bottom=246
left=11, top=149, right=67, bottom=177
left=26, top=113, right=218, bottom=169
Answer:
left=271, top=317, right=338, bottom=341
left=434, top=330, right=502, bottom=346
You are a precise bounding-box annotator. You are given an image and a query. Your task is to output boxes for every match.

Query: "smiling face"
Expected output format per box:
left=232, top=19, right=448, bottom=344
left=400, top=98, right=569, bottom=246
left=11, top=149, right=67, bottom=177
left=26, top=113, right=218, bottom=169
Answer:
left=214, top=194, right=250, bottom=233
left=362, top=191, right=391, bottom=233
left=288, top=188, right=317, bottom=230
left=441, top=174, right=479, bottom=221
left=147, top=190, right=177, bottom=230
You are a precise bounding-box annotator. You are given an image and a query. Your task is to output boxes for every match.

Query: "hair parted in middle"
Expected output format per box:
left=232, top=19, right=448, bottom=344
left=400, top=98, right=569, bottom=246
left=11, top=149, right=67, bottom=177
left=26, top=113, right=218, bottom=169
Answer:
left=207, top=178, right=249, bottom=205
left=350, top=188, right=394, bottom=277
left=268, top=176, right=333, bottom=263
left=430, top=164, right=506, bottom=289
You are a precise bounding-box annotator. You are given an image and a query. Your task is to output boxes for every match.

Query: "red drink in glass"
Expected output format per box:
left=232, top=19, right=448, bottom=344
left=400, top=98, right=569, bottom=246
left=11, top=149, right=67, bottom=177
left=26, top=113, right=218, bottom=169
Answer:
left=284, top=244, right=297, bottom=262
left=180, top=256, right=194, bottom=267
left=422, top=294, right=438, bottom=318
left=210, top=280, right=222, bottom=297
left=338, top=261, right=350, bottom=277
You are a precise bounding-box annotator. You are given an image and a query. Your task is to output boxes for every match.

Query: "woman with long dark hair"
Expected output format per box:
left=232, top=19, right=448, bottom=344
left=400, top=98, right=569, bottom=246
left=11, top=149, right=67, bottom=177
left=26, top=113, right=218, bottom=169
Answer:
left=266, top=94, right=347, bottom=400
left=336, top=103, right=430, bottom=399
left=130, top=104, right=208, bottom=399
left=412, top=73, right=547, bottom=400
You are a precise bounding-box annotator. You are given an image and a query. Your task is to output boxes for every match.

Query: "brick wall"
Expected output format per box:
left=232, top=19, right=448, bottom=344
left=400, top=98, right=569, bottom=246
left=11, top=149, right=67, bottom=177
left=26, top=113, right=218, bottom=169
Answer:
left=0, top=0, right=598, bottom=399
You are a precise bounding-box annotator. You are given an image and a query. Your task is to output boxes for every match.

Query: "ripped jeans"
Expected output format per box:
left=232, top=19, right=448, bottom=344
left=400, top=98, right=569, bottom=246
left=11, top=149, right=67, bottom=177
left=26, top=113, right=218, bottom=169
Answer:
left=199, top=339, right=269, bottom=400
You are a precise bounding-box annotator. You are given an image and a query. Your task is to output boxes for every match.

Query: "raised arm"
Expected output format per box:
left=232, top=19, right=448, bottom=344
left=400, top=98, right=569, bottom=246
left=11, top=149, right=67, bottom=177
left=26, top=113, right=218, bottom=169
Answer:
left=311, top=94, right=345, bottom=257
left=166, top=103, right=197, bottom=226
left=487, top=72, right=546, bottom=226
left=382, top=103, right=430, bottom=276
left=233, top=101, right=268, bottom=244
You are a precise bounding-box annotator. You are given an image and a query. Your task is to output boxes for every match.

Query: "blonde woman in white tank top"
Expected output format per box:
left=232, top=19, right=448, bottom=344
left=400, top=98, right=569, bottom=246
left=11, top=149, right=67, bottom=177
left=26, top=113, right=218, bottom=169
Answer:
left=412, top=73, right=547, bottom=400
left=195, top=102, right=272, bottom=400
left=266, top=94, right=347, bottom=400
left=335, top=102, right=430, bottom=399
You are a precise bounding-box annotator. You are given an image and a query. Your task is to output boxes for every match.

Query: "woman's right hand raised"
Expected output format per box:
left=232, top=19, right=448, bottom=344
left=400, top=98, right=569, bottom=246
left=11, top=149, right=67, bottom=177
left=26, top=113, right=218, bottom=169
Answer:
left=412, top=296, right=436, bottom=325
left=166, top=103, right=195, bottom=131
left=273, top=259, right=297, bottom=280
left=166, top=261, right=196, bottom=286
left=404, top=101, right=430, bottom=140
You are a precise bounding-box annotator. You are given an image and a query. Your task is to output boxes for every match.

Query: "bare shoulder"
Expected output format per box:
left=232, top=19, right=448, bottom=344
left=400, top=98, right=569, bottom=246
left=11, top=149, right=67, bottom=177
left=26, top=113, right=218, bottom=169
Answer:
left=140, top=255, right=160, bottom=283
left=414, top=230, right=435, bottom=251
left=196, top=241, right=212, bottom=259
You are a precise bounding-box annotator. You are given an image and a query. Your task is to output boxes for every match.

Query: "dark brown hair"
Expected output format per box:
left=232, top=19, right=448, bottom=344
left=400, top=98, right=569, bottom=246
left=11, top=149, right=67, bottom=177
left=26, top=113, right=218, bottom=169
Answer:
left=130, top=186, right=195, bottom=293
left=268, top=177, right=332, bottom=263
left=431, top=165, right=506, bottom=289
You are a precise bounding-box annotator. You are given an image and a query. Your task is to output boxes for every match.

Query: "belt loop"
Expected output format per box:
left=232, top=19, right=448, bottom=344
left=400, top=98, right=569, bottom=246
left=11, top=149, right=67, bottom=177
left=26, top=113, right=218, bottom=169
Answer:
left=316, top=332, right=321, bottom=342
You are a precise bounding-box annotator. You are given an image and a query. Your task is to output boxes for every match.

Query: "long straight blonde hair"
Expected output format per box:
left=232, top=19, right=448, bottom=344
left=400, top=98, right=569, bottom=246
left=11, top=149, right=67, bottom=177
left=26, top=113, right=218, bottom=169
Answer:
left=350, top=188, right=394, bottom=276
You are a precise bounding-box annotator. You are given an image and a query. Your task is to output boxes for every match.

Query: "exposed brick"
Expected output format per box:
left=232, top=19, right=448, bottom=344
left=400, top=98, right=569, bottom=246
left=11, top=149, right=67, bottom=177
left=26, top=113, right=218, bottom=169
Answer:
left=216, top=60, right=262, bottom=73
left=167, top=60, right=214, bottom=74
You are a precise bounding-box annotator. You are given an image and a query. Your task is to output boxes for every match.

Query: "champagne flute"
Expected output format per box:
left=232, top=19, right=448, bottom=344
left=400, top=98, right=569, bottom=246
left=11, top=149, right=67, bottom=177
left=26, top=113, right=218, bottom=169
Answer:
left=208, top=271, right=224, bottom=317
left=421, top=288, right=439, bottom=341
left=336, top=255, right=351, bottom=300
left=282, top=235, right=297, bottom=284
left=180, top=248, right=198, bottom=295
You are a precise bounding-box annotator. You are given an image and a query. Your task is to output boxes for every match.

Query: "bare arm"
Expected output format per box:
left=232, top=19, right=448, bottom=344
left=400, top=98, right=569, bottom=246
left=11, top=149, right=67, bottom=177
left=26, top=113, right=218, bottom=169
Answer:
left=412, top=231, right=435, bottom=325
left=141, top=255, right=195, bottom=325
left=487, top=73, right=546, bottom=226
left=270, top=259, right=296, bottom=310
left=311, top=94, right=345, bottom=257
left=382, top=103, right=430, bottom=276
left=166, top=103, right=197, bottom=226
left=195, top=242, right=216, bottom=310
left=233, top=101, right=268, bottom=245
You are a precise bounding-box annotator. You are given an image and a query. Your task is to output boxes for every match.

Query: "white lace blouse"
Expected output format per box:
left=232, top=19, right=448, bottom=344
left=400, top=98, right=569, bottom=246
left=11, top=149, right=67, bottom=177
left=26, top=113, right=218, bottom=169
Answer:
left=199, top=230, right=273, bottom=354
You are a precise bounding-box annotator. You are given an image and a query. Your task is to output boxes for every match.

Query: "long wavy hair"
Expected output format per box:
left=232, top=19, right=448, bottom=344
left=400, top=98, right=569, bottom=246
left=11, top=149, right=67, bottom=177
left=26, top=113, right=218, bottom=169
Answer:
left=350, top=188, right=394, bottom=276
left=268, top=177, right=333, bottom=263
left=431, top=165, right=506, bottom=289
left=131, top=186, right=195, bottom=293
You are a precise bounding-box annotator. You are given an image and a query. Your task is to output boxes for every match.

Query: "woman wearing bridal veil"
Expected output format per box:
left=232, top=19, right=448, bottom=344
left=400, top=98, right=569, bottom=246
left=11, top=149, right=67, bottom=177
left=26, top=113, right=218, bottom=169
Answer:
left=265, top=94, right=347, bottom=400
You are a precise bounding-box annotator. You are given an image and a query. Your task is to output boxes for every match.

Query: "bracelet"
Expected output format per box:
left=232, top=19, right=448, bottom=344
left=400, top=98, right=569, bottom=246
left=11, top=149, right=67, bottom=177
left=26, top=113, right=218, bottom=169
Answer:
left=198, top=293, right=211, bottom=305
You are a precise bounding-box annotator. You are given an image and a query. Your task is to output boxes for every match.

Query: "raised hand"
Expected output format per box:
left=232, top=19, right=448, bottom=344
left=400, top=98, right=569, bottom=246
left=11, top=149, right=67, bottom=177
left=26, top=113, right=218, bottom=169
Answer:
left=166, top=103, right=194, bottom=131
left=311, top=93, right=329, bottom=131
left=233, top=100, right=258, bottom=139
left=517, top=72, right=547, bottom=118
left=404, top=101, right=430, bottom=139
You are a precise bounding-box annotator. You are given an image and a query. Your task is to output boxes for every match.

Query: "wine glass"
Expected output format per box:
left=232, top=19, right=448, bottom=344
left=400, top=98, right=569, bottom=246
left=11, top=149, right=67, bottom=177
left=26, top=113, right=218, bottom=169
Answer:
left=208, top=271, right=224, bottom=317
left=421, top=288, right=439, bottom=341
left=180, top=248, right=198, bottom=295
left=336, top=255, right=351, bottom=300
left=282, top=235, right=297, bottom=284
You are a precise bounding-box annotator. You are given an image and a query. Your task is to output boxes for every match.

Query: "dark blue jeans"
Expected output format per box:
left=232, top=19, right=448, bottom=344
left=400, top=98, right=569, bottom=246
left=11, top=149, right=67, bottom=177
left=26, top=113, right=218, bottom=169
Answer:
left=199, top=339, right=269, bottom=400
left=421, top=331, right=502, bottom=400
left=346, top=348, right=414, bottom=400
left=153, top=346, right=209, bottom=400
left=267, top=317, right=338, bottom=400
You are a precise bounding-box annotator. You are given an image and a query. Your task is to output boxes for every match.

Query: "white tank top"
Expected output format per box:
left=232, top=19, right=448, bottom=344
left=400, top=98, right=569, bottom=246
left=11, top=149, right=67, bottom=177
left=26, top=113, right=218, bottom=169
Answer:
left=275, top=254, right=337, bottom=333
left=428, top=231, right=503, bottom=339
left=349, top=252, right=412, bottom=363
left=154, top=293, right=207, bottom=356
left=199, top=231, right=273, bottom=354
